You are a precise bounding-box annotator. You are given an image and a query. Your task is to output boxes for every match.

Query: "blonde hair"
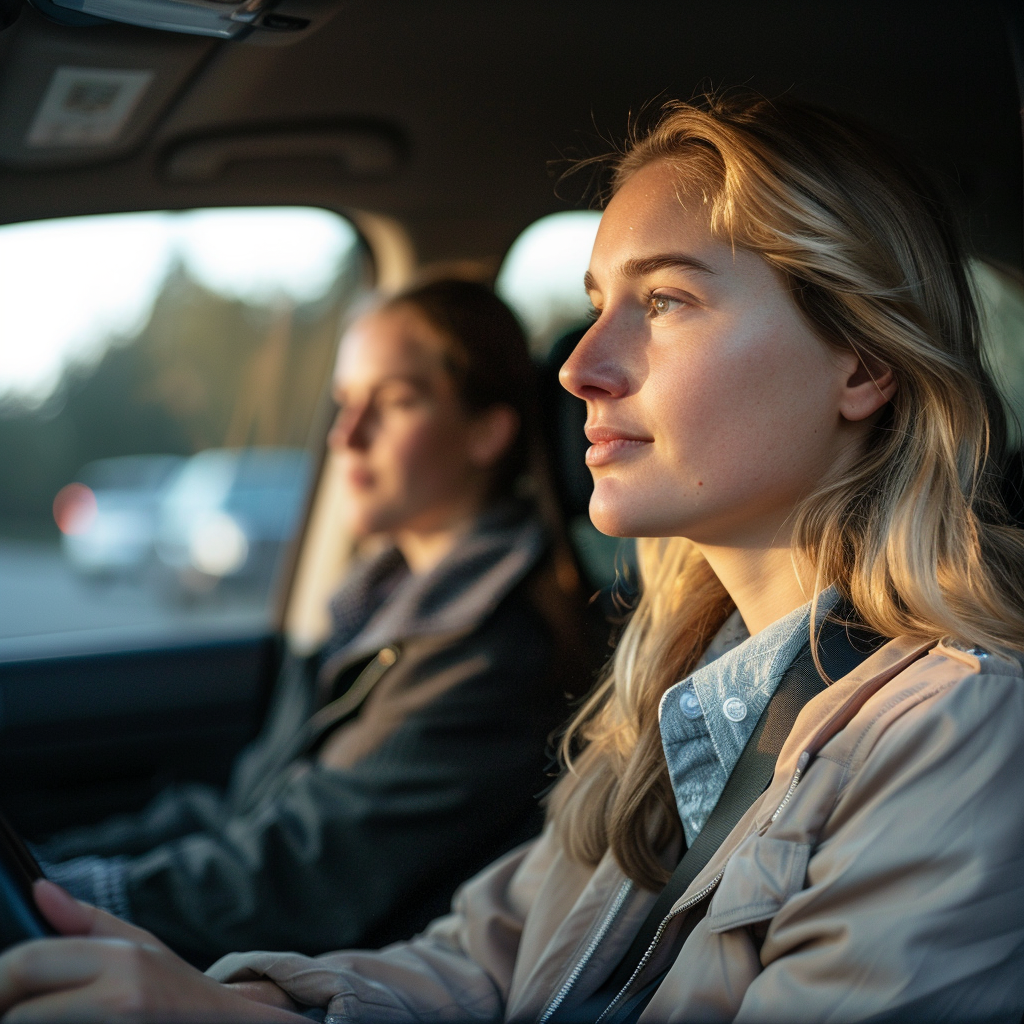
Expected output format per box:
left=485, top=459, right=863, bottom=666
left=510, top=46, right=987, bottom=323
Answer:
left=549, top=94, right=1024, bottom=891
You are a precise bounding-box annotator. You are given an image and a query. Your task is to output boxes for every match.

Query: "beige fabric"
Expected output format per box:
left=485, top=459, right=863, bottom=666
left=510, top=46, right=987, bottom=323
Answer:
left=209, top=639, right=1024, bottom=1022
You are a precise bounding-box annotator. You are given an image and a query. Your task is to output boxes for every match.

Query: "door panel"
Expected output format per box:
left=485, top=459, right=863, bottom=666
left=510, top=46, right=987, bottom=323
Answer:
left=0, top=633, right=280, bottom=837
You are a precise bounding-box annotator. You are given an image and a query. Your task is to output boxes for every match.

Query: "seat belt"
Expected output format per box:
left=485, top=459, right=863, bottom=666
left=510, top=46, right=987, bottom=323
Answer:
left=552, top=614, right=884, bottom=1024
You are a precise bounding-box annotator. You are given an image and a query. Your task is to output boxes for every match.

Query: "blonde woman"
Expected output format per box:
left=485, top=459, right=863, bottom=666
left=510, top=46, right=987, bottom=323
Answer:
left=1, top=94, right=1023, bottom=1022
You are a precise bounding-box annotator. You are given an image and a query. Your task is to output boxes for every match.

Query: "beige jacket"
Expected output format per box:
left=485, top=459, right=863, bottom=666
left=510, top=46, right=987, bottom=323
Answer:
left=210, top=638, right=1024, bottom=1022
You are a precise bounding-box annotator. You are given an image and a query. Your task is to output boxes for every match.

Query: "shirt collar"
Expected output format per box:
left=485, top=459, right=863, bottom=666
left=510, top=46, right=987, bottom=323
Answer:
left=661, top=588, right=840, bottom=794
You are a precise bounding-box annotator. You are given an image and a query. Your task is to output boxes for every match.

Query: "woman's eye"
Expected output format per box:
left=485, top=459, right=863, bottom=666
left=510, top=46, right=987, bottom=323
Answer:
left=382, top=391, right=420, bottom=410
left=586, top=305, right=601, bottom=322
left=648, top=294, right=684, bottom=318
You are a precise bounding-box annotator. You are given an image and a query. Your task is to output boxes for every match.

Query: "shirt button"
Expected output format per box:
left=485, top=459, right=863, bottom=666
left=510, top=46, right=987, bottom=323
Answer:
left=722, top=696, right=747, bottom=722
left=679, top=688, right=703, bottom=719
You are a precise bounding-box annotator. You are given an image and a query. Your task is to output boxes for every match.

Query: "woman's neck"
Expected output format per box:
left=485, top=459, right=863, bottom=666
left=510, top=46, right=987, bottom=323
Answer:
left=697, top=538, right=813, bottom=637
left=393, top=501, right=485, bottom=576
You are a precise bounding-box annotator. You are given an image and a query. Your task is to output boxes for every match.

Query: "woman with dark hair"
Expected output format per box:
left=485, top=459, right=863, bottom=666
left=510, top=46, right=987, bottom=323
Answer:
left=4, top=96, right=1024, bottom=1022
left=34, top=278, right=595, bottom=966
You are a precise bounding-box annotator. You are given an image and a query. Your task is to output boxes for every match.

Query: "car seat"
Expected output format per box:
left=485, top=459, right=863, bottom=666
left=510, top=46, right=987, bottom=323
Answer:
left=536, top=326, right=638, bottom=603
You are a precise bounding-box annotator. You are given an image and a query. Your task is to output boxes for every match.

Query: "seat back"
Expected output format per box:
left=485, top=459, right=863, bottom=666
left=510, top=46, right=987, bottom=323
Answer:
left=537, top=326, right=637, bottom=597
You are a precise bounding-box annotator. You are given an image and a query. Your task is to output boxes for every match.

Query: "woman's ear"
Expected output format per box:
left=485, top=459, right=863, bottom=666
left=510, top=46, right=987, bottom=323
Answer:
left=468, top=405, right=520, bottom=469
left=838, top=351, right=897, bottom=423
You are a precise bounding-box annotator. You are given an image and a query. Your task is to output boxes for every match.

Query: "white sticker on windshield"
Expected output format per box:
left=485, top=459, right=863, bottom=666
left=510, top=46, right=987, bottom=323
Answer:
left=26, top=67, right=153, bottom=148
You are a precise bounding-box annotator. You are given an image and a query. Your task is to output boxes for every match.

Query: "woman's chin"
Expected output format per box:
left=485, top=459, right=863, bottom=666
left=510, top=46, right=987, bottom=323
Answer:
left=589, top=492, right=694, bottom=540
left=344, top=507, right=388, bottom=540
left=587, top=501, right=643, bottom=539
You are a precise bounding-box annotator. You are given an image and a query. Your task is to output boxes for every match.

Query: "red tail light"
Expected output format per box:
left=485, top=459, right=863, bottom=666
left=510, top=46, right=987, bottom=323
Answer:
left=53, top=483, right=98, bottom=535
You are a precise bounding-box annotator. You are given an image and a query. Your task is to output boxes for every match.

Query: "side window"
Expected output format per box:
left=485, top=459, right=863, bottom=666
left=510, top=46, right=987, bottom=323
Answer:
left=0, top=208, right=370, bottom=654
left=496, top=210, right=635, bottom=591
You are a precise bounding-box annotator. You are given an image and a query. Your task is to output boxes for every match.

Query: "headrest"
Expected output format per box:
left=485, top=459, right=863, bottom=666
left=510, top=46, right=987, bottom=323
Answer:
left=999, top=447, right=1024, bottom=528
left=536, top=326, right=591, bottom=520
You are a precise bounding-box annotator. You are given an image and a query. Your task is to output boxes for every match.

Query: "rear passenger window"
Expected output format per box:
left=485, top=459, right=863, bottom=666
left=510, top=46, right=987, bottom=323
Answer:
left=496, top=210, right=602, bottom=358
left=0, top=208, right=370, bottom=655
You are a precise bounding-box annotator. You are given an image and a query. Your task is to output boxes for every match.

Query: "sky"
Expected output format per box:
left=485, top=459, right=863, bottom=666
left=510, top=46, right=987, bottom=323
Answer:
left=0, top=207, right=359, bottom=406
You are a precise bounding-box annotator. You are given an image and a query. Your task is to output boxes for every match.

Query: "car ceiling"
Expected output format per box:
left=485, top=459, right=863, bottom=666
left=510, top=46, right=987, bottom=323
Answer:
left=0, top=0, right=1021, bottom=274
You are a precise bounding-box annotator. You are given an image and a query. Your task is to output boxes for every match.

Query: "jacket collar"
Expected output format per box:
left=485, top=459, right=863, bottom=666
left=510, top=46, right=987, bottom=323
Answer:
left=667, top=635, right=936, bottom=918
left=773, top=634, right=936, bottom=781
left=319, top=499, right=546, bottom=675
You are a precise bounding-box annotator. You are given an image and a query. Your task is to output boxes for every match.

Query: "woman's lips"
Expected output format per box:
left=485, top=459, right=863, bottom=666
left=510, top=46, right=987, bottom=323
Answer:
left=584, top=427, right=652, bottom=467
left=346, top=465, right=375, bottom=490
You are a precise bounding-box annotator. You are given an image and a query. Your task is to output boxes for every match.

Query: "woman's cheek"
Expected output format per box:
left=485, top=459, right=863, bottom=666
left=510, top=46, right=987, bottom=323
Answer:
left=389, top=417, right=449, bottom=492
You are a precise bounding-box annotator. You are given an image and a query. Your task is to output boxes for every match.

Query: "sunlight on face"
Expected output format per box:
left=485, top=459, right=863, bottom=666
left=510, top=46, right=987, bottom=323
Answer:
left=560, top=159, right=853, bottom=549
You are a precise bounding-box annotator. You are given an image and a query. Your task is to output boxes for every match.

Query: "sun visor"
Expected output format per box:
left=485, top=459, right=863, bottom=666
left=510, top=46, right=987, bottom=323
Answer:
left=0, top=8, right=212, bottom=168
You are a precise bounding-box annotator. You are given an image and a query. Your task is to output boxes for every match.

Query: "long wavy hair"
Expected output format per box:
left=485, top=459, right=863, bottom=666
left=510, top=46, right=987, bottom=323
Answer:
left=548, top=94, right=1024, bottom=891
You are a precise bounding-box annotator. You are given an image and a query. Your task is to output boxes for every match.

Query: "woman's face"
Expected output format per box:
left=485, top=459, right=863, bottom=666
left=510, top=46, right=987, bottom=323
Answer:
left=328, top=305, right=489, bottom=538
left=561, top=159, right=865, bottom=548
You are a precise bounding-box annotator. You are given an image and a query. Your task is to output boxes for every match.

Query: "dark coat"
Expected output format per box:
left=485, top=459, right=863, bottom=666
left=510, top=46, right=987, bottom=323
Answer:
left=40, top=516, right=598, bottom=966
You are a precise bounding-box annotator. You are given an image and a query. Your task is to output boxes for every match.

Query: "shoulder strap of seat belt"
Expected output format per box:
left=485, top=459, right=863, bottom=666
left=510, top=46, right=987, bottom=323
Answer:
left=591, top=614, right=885, bottom=1013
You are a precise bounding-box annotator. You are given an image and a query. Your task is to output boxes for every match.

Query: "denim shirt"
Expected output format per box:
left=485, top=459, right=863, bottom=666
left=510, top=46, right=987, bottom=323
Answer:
left=659, top=590, right=839, bottom=845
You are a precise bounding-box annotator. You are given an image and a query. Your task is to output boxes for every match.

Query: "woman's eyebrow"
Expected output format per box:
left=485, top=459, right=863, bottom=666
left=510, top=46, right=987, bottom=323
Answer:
left=332, top=373, right=429, bottom=400
left=620, top=253, right=717, bottom=278
left=584, top=254, right=717, bottom=294
left=373, top=372, right=433, bottom=394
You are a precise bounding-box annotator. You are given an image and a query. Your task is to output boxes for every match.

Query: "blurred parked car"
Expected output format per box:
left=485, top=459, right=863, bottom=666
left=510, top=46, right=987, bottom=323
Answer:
left=154, top=448, right=311, bottom=595
left=56, top=455, right=185, bottom=578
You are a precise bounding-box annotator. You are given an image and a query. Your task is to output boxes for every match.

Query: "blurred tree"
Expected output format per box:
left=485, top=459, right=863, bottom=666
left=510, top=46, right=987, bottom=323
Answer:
left=0, top=254, right=364, bottom=540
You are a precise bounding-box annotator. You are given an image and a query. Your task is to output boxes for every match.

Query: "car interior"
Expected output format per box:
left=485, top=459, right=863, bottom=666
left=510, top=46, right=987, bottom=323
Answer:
left=0, top=0, right=1021, bottom=854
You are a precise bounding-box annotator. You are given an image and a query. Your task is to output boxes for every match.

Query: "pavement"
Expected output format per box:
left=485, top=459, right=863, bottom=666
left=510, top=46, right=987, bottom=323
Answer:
left=0, top=539, right=270, bottom=659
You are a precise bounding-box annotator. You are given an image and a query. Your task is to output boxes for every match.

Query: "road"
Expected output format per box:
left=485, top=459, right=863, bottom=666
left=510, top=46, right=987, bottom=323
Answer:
left=0, top=539, right=271, bottom=658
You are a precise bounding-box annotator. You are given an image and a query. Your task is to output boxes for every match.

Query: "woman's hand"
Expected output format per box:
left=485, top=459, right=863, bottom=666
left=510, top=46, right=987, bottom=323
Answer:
left=223, top=980, right=303, bottom=1012
left=0, top=880, right=306, bottom=1022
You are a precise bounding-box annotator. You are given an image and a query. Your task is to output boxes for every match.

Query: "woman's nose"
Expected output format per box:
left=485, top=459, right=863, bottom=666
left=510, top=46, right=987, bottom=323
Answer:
left=558, top=320, right=631, bottom=401
left=327, top=403, right=372, bottom=451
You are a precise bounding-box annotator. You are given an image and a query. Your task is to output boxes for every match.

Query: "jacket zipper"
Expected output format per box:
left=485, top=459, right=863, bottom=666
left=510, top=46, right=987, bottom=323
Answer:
left=588, top=752, right=814, bottom=1022
left=770, top=750, right=810, bottom=823
left=592, top=872, right=724, bottom=1024
left=538, top=880, right=633, bottom=1024
left=538, top=753, right=815, bottom=1024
